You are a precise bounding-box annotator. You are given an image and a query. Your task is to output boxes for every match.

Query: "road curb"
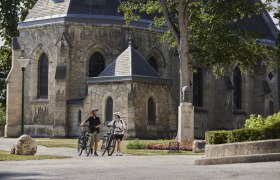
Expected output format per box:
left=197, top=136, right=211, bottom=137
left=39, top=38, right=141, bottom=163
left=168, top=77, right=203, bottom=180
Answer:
left=195, top=153, right=280, bottom=165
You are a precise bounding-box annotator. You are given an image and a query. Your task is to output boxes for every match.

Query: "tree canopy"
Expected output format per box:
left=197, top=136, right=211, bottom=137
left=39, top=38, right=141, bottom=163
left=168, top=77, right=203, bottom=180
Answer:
left=119, top=0, right=278, bottom=76
left=0, top=0, right=37, bottom=106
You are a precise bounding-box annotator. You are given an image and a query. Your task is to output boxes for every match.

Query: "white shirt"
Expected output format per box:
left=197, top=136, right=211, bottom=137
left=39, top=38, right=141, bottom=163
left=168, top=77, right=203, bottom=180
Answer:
left=108, top=119, right=126, bottom=135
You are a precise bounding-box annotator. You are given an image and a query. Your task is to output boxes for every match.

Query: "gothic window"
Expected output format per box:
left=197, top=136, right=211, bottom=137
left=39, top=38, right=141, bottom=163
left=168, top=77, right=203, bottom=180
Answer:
left=38, top=53, right=48, bottom=98
left=269, top=100, right=274, bottom=115
left=233, top=67, right=242, bottom=109
left=89, top=52, right=105, bottom=77
left=193, top=68, right=203, bottom=107
left=105, top=97, right=113, bottom=122
left=148, top=97, right=156, bottom=123
left=148, top=57, right=158, bottom=72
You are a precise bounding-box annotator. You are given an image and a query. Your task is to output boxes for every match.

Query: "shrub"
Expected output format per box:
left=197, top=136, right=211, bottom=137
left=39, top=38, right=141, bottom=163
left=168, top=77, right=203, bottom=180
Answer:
left=206, top=118, right=280, bottom=144
left=147, top=143, right=169, bottom=150
left=244, top=114, right=265, bottom=129
left=126, top=139, right=147, bottom=149
left=179, top=143, right=192, bottom=151
left=263, top=121, right=280, bottom=139
left=147, top=142, right=192, bottom=151
left=0, top=105, right=5, bottom=126
left=227, top=128, right=264, bottom=143
left=205, top=130, right=228, bottom=144
left=264, top=112, right=280, bottom=127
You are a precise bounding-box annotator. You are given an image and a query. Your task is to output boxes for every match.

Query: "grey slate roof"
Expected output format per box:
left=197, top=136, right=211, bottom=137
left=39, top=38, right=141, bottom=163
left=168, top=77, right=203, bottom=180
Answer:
left=22, top=0, right=278, bottom=40
left=98, top=44, right=160, bottom=78
left=25, top=0, right=153, bottom=22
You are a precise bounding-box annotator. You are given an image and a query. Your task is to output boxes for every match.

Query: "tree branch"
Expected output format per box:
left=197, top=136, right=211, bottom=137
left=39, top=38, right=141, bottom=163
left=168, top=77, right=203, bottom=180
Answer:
left=159, top=0, right=180, bottom=45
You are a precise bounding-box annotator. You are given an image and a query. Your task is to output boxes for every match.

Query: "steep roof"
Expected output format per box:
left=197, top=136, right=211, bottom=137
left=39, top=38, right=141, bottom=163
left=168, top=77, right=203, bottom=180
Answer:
left=21, top=0, right=278, bottom=40
left=98, top=43, right=160, bottom=78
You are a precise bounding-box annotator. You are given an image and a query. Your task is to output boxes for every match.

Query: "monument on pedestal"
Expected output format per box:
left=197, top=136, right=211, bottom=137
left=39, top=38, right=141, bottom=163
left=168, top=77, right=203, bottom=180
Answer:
left=177, top=86, right=194, bottom=142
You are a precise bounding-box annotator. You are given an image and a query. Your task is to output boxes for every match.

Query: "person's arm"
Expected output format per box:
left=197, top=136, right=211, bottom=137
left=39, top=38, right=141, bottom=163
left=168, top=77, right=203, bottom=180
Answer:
left=122, top=120, right=126, bottom=130
left=107, top=120, right=114, bottom=127
left=81, top=117, right=89, bottom=126
left=95, top=118, right=102, bottom=128
left=121, top=120, right=126, bottom=131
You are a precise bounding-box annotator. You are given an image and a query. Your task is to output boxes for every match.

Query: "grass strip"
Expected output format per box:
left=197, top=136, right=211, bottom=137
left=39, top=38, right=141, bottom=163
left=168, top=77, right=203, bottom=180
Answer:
left=0, top=150, right=71, bottom=161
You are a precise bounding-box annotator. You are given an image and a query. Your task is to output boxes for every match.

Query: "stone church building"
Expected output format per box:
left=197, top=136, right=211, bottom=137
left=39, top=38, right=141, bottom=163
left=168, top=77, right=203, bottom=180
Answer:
left=5, top=0, right=279, bottom=138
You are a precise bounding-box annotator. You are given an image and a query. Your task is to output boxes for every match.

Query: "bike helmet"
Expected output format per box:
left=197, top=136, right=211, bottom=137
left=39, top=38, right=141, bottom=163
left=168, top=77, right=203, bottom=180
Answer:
left=113, top=112, right=121, bottom=116
left=91, top=108, right=98, bottom=112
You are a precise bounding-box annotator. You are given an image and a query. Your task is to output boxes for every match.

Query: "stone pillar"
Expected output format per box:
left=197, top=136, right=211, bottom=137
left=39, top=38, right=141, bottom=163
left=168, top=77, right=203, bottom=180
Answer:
left=53, top=32, right=71, bottom=137
left=5, top=48, right=23, bottom=137
left=177, top=102, right=194, bottom=142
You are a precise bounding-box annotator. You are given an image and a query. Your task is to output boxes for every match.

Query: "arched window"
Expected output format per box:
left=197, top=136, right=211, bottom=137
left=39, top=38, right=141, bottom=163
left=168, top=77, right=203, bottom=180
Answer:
left=105, top=97, right=113, bottom=122
left=269, top=100, right=274, bottom=115
left=193, top=68, right=203, bottom=107
left=233, top=67, right=242, bottom=109
left=78, top=110, right=82, bottom=124
left=148, top=57, right=158, bottom=72
left=148, top=97, right=156, bottom=123
left=89, top=52, right=105, bottom=77
left=38, top=53, right=48, bottom=98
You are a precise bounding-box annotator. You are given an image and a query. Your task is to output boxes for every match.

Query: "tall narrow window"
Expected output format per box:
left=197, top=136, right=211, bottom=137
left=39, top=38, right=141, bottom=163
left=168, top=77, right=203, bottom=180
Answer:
left=148, top=97, right=156, bottom=123
left=193, top=68, right=203, bottom=107
left=78, top=110, right=82, bottom=124
left=233, top=67, right=242, bottom=109
left=38, top=53, right=48, bottom=98
left=148, top=57, right=158, bottom=72
left=105, top=97, right=113, bottom=122
left=89, top=52, right=105, bottom=77
left=269, top=100, right=274, bottom=115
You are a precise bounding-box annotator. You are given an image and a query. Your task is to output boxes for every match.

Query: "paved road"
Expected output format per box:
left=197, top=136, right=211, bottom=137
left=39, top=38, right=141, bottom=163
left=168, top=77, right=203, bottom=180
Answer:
left=0, top=138, right=280, bottom=180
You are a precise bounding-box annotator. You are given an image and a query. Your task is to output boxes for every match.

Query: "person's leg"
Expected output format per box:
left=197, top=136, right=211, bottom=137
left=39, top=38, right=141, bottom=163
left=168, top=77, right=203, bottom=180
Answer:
left=116, top=139, right=121, bottom=153
left=94, top=132, right=99, bottom=156
left=90, top=133, right=94, bottom=154
left=118, top=135, right=123, bottom=155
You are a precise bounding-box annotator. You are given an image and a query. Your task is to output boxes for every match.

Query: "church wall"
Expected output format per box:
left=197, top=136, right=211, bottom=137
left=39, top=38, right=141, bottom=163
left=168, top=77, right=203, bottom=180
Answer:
left=66, top=25, right=177, bottom=99
left=6, top=25, right=67, bottom=137
left=82, top=82, right=130, bottom=137
left=131, top=82, right=174, bottom=138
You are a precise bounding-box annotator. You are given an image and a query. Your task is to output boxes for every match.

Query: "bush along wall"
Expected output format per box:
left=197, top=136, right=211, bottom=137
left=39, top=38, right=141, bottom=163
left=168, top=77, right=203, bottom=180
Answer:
left=206, top=113, right=280, bottom=144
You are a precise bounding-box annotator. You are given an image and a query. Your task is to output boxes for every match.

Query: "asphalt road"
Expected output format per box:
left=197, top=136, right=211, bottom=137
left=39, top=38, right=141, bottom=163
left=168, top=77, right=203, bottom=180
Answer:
left=0, top=138, right=280, bottom=180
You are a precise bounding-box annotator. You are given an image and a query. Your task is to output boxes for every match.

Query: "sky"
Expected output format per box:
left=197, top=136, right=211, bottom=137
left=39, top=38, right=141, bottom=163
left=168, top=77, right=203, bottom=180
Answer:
left=0, top=3, right=279, bottom=46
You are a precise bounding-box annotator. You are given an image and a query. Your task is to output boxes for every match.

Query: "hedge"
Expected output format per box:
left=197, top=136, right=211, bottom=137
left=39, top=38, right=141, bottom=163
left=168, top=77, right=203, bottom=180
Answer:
left=205, top=130, right=228, bottom=144
left=206, top=121, right=280, bottom=144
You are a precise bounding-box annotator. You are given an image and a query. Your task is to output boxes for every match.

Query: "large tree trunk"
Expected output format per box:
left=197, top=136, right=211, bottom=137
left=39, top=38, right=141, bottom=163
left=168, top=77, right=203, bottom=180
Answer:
left=178, top=0, right=191, bottom=103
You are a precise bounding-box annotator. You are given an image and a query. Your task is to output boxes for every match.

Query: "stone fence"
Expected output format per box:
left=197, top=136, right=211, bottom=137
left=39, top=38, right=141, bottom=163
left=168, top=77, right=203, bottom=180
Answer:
left=206, top=139, right=280, bottom=158
left=195, top=139, right=280, bottom=165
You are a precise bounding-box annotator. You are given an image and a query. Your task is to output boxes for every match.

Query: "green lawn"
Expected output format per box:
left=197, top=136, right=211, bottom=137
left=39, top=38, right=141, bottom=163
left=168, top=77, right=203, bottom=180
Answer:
left=35, top=138, right=203, bottom=156
left=36, top=138, right=77, bottom=148
left=0, top=150, right=71, bottom=161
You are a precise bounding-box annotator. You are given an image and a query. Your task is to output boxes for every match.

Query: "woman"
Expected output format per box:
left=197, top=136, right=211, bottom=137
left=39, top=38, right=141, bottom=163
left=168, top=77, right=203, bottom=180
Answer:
left=107, top=112, right=126, bottom=156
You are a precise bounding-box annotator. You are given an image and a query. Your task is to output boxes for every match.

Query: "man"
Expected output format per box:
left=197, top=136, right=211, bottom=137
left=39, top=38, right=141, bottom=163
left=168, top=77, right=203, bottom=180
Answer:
left=81, top=108, right=102, bottom=156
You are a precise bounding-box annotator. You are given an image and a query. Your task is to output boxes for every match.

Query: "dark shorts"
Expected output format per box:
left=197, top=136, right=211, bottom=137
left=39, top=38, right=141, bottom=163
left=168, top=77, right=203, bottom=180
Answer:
left=115, top=134, right=124, bottom=141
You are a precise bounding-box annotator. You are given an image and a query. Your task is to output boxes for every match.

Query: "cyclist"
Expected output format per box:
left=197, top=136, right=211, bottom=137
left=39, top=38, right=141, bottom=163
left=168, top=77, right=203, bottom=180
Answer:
left=107, top=112, right=126, bottom=156
left=81, top=108, right=101, bottom=156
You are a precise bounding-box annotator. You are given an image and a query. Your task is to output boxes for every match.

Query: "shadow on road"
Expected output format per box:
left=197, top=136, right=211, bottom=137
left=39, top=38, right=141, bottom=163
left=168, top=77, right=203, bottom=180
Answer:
left=0, top=171, right=45, bottom=180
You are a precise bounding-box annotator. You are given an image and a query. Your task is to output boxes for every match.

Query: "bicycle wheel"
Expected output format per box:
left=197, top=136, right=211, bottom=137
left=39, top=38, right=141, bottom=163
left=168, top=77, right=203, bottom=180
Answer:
left=77, top=136, right=84, bottom=156
left=101, top=136, right=108, bottom=156
left=85, top=135, right=91, bottom=156
left=108, top=137, right=116, bottom=156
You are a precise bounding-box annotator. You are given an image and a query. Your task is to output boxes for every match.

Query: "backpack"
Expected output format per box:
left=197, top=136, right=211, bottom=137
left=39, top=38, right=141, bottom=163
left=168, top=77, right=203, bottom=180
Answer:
left=113, top=119, right=124, bottom=126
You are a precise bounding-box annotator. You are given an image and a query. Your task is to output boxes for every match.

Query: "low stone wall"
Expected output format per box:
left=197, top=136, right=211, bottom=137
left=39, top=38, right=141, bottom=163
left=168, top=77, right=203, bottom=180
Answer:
left=206, top=139, right=280, bottom=158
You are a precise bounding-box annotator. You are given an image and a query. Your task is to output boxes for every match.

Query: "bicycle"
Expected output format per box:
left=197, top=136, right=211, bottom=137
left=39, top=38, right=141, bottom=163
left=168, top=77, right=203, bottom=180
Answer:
left=77, top=125, right=92, bottom=156
left=101, top=126, right=117, bottom=156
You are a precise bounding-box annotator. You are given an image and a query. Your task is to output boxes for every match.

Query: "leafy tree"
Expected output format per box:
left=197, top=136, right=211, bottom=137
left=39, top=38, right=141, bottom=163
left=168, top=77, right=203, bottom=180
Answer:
left=119, top=0, right=278, bottom=103
left=0, top=0, right=37, bottom=108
